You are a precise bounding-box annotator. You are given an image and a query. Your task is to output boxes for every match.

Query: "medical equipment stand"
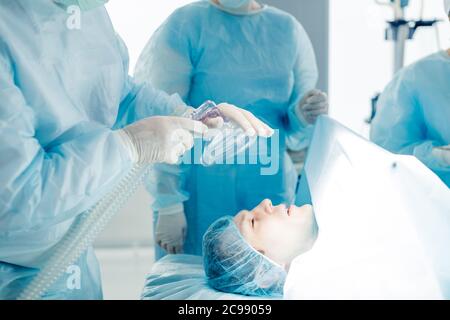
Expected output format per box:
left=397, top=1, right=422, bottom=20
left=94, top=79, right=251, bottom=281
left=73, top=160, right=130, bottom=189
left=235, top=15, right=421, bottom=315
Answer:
left=367, top=0, right=439, bottom=123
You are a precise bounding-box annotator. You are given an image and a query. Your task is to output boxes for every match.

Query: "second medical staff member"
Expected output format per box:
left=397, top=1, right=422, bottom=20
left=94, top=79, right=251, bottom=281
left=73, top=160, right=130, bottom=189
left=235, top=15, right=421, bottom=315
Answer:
left=134, top=0, right=328, bottom=256
left=0, top=0, right=269, bottom=299
left=371, top=0, right=450, bottom=188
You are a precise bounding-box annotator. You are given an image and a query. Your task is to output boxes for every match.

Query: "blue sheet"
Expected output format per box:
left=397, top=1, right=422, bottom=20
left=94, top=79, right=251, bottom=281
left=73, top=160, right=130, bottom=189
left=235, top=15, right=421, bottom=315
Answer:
left=141, top=254, right=277, bottom=300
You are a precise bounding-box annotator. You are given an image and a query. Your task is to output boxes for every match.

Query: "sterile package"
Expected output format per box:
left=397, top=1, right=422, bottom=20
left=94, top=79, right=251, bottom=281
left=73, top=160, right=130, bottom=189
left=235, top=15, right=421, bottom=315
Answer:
left=190, top=101, right=257, bottom=165
left=285, top=116, right=450, bottom=300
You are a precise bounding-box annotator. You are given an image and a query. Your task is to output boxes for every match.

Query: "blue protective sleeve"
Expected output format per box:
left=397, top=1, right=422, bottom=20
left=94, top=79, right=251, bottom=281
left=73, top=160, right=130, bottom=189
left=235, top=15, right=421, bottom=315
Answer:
left=114, top=35, right=187, bottom=129
left=0, top=51, right=133, bottom=232
left=285, top=21, right=319, bottom=151
left=145, top=164, right=190, bottom=211
left=370, top=71, right=450, bottom=174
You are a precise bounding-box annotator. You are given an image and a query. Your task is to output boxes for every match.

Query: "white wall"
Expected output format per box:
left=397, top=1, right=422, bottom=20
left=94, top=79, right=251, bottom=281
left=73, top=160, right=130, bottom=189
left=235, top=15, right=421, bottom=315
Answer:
left=329, top=0, right=450, bottom=137
left=106, top=0, right=193, bottom=72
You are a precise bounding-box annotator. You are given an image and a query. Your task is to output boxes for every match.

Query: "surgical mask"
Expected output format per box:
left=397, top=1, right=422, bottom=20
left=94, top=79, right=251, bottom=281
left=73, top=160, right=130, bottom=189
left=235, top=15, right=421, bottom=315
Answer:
left=53, top=0, right=109, bottom=11
left=219, top=0, right=252, bottom=10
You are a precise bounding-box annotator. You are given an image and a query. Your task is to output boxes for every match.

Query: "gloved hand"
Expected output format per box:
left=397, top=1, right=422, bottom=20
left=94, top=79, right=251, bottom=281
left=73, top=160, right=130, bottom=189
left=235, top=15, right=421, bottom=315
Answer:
left=155, top=204, right=187, bottom=254
left=296, top=89, right=329, bottom=125
left=432, top=144, right=450, bottom=165
left=217, top=103, right=274, bottom=137
left=118, top=116, right=208, bottom=164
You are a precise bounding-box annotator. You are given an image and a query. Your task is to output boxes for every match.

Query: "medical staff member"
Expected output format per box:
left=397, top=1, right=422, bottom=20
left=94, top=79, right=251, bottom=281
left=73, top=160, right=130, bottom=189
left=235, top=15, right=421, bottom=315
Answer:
left=0, top=0, right=268, bottom=299
left=134, top=0, right=328, bottom=257
left=371, top=0, right=450, bottom=188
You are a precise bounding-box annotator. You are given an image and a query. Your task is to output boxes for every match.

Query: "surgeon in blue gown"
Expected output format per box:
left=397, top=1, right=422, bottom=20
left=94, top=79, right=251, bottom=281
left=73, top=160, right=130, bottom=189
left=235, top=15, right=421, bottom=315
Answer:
left=370, top=3, right=450, bottom=188
left=134, top=0, right=328, bottom=257
left=0, top=0, right=269, bottom=299
left=0, top=0, right=192, bottom=300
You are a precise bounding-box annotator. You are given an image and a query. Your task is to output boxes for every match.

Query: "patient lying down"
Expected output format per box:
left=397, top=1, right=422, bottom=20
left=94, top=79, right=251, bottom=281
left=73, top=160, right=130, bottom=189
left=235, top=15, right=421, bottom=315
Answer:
left=202, top=199, right=318, bottom=297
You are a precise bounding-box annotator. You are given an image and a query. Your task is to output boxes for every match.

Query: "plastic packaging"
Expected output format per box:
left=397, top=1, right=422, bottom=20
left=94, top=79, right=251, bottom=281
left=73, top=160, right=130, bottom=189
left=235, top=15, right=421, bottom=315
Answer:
left=191, top=101, right=257, bottom=165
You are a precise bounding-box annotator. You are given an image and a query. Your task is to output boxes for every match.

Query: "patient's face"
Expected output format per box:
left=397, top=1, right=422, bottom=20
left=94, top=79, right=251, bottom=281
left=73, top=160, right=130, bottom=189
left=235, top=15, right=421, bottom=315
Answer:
left=234, top=199, right=318, bottom=267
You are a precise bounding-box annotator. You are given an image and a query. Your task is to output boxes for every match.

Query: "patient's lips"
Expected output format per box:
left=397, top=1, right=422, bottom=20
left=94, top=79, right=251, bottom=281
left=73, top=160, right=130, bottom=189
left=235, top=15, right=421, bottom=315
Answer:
left=287, top=205, right=296, bottom=216
left=277, top=203, right=288, bottom=216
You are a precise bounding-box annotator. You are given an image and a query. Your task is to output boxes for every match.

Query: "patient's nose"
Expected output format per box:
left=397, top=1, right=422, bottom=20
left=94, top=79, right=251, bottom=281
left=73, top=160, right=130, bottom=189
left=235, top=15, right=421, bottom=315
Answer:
left=260, top=199, right=273, bottom=213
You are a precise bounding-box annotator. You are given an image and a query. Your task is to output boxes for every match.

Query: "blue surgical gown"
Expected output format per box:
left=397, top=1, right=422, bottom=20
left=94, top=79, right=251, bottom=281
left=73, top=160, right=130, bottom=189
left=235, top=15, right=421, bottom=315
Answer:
left=134, top=1, right=318, bottom=256
left=371, top=51, right=450, bottom=187
left=0, top=0, right=184, bottom=299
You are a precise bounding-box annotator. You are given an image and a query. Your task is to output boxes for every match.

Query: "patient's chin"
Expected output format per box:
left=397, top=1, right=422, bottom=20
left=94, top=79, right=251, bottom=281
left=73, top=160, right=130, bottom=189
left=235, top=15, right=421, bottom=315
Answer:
left=299, top=204, right=314, bottom=216
left=291, top=234, right=317, bottom=260
left=304, top=238, right=317, bottom=254
left=284, top=262, right=291, bottom=272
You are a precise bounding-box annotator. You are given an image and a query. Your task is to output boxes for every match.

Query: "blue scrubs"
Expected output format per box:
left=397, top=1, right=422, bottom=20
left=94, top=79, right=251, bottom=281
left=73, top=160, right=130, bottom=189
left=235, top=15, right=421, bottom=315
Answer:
left=0, top=0, right=184, bottom=299
left=135, top=1, right=318, bottom=256
left=371, top=51, right=450, bottom=187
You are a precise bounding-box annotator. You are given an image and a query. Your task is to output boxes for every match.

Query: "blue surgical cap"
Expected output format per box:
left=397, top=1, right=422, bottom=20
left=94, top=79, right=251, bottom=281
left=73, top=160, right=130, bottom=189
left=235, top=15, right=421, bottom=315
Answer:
left=202, top=216, right=287, bottom=297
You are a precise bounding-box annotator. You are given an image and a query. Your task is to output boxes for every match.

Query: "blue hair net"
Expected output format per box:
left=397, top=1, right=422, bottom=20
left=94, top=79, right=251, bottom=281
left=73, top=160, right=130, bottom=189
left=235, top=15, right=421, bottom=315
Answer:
left=202, top=216, right=287, bottom=297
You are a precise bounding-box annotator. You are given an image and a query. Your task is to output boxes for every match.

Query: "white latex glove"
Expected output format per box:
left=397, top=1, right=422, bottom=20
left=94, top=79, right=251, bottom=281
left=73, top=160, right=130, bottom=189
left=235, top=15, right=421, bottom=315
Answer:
left=155, top=204, right=187, bottom=254
left=217, top=103, right=274, bottom=137
left=296, top=89, right=329, bottom=125
left=118, top=116, right=208, bottom=164
left=432, top=145, right=450, bottom=166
